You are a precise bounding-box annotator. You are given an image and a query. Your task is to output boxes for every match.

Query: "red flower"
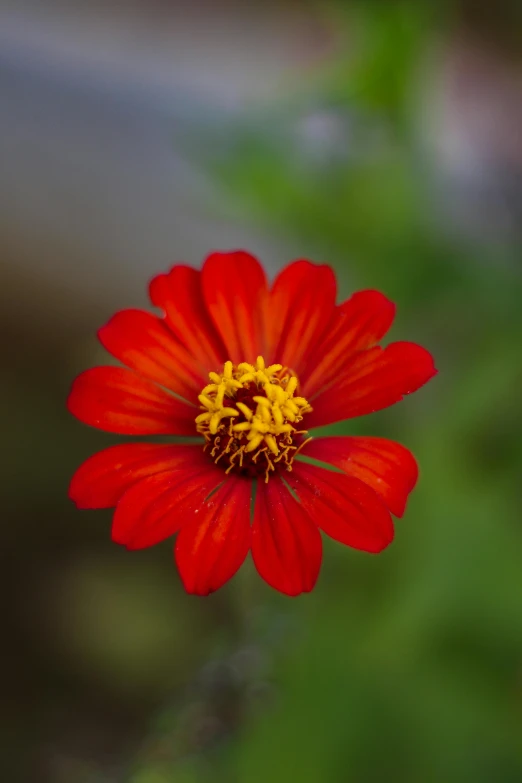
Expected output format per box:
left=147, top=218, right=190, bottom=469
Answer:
left=68, top=251, right=436, bottom=596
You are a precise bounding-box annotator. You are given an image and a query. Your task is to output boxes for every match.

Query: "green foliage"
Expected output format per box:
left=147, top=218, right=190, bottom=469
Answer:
left=327, top=1, right=437, bottom=124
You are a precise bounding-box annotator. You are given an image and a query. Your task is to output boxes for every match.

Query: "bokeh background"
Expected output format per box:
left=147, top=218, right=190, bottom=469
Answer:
left=3, top=1, right=522, bottom=781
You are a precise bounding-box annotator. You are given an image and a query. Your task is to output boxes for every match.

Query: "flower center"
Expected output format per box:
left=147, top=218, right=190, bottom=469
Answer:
left=195, top=357, right=312, bottom=482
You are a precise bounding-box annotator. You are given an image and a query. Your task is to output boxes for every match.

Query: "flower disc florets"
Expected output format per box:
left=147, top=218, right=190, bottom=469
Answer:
left=195, top=357, right=312, bottom=481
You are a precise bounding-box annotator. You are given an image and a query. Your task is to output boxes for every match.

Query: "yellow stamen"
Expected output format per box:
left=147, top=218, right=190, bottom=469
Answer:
left=232, top=422, right=251, bottom=432
left=236, top=402, right=253, bottom=420
left=195, top=357, right=312, bottom=481
left=265, top=434, right=279, bottom=456
left=245, top=434, right=264, bottom=452
left=223, top=361, right=233, bottom=379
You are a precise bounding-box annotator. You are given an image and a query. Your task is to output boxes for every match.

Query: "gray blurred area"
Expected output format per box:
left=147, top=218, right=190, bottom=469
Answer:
left=0, top=0, right=329, bottom=344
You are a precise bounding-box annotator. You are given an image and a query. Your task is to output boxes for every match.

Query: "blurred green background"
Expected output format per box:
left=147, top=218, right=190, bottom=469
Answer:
left=2, top=1, right=522, bottom=781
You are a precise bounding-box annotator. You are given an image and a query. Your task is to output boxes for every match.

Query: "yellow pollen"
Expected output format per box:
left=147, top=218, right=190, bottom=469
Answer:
left=195, top=356, right=312, bottom=481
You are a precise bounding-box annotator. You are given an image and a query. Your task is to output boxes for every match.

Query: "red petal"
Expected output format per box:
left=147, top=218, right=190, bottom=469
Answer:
left=268, top=261, right=336, bottom=374
left=303, top=437, right=418, bottom=517
left=252, top=476, right=322, bottom=596
left=149, top=265, right=226, bottom=372
left=301, top=290, right=395, bottom=398
left=69, top=443, right=205, bottom=509
left=287, top=461, right=394, bottom=553
left=175, top=477, right=252, bottom=595
left=112, top=456, right=224, bottom=549
left=67, top=366, right=196, bottom=435
left=98, top=309, right=203, bottom=400
left=201, top=251, right=269, bottom=363
left=306, top=341, right=437, bottom=428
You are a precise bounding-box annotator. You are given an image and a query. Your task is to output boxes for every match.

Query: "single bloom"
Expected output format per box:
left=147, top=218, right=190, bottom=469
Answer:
left=68, top=251, right=437, bottom=596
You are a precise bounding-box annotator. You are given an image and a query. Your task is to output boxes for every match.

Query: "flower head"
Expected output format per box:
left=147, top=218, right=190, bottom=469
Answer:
left=68, top=251, right=437, bottom=596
